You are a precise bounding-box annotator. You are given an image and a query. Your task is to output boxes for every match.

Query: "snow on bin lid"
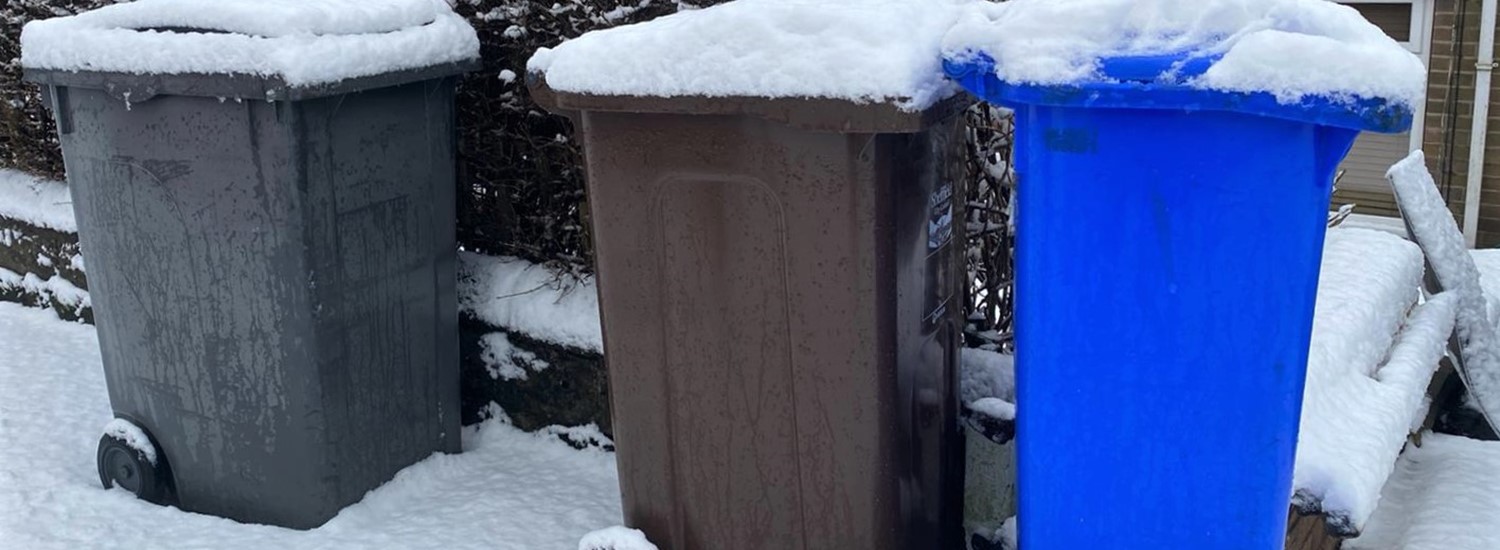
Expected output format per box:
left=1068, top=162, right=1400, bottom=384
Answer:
left=21, top=0, right=479, bottom=87
left=527, top=0, right=975, bottom=112
left=941, top=0, right=1427, bottom=129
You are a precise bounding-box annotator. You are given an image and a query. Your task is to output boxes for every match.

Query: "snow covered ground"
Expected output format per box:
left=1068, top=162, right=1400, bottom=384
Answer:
left=0, top=302, right=623, bottom=550
left=1347, top=433, right=1500, bottom=550
left=1, top=179, right=1494, bottom=548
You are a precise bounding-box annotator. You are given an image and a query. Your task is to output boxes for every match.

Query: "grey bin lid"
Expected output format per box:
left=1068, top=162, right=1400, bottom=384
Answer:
left=20, top=0, right=480, bottom=102
left=25, top=59, right=481, bottom=103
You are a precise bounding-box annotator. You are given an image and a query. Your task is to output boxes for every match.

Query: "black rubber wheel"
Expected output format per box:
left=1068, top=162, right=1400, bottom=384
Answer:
left=96, top=432, right=170, bottom=504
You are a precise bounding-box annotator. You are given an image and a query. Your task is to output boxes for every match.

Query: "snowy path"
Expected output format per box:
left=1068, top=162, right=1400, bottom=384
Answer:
left=0, top=302, right=622, bottom=550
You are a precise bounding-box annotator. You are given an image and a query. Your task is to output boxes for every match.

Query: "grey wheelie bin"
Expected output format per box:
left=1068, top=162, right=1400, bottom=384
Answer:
left=21, top=0, right=480, bottom=529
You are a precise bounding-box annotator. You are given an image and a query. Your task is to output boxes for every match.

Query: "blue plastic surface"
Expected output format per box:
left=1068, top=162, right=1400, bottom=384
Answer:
left=946, top=53, right=1405, bottom=548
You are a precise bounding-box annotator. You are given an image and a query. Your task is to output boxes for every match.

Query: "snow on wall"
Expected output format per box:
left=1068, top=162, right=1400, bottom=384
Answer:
left=0, top=169, right=76, bottom=233
left=457, top=252, right=603, bottom=353
left=1345, top=433, right=1500, bottom=550
left=528, top=0, right=973, bottom=111
left=1387, top=152, right=1500, bottom=435
left=0, top=267, right=90, bottom=311
left=21, top=0, right=479, bottom=86
left=478, top=331, right=551, bottom=381
left=1294, top=227, right=1449, bottom=532
left=942, top=0, right=1428, bottom=107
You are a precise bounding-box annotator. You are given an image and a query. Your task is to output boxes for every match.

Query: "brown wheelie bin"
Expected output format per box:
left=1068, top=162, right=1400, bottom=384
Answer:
left=532, top=82, right=970, bottom=550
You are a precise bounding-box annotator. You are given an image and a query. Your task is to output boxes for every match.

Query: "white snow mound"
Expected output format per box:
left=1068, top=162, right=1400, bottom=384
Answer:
left=579, top=526, right=659, bottom=550
left=528, top=0, right=976, bottom=111
left=943, top=0, right=1427, bottom=107
left=22, top=0, right=479, bottom=86
left=960, top=347, right=1014, bottom=405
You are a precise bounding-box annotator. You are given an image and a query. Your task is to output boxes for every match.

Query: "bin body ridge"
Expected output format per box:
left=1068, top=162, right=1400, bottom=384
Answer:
left=1011, top=105, right=1357, bottom=548
left=576, top=106, right=967, bottom=550
left=51, top=78, right=462, bottom=529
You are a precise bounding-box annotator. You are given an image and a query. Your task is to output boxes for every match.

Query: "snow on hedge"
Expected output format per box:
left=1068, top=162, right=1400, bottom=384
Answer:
left=21, top=0, right=479, bottom=86
left=0, top=169, right=75, bottom=233
left=458, top=252, right=603, bottom=353
left=942, top=0, right=1428, bottom=107
left=1294, top=227, right=1446, bottom=532
left=528, top=0, right=974, bottom=111
left=479, top=332, right=551, bottom=381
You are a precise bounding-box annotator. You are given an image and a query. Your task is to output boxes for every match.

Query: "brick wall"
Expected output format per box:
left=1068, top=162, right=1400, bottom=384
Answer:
left=1328, top=0, right=1500, bottom=246
left=1420, top=0, right=1500, bottom=246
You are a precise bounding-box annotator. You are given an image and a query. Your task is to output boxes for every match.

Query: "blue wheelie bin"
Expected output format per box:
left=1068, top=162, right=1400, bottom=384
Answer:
left=942, top=52, right=1413, bottom=548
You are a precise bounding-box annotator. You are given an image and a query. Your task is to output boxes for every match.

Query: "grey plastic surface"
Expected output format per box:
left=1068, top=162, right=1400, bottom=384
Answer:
left=38, top=73, right=463, bottom=529
left=26, top=60, right=481, bottom=103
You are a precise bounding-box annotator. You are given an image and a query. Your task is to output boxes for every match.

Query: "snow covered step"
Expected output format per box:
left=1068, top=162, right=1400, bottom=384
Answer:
left=1293, top=227, right=1451, bottom=536
left=21, top=0, right=479, bottom=87
left=1345, top=433, right=1500, bottom=550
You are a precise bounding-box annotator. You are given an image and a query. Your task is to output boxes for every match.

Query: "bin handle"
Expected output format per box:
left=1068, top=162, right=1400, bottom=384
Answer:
left=49, top=86, right=72, bottom=135
left=103, top=83, right=160, bottom=106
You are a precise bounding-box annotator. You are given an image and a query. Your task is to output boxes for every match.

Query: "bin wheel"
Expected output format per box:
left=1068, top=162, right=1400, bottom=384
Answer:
left=96, top=431, right=170, bottom=504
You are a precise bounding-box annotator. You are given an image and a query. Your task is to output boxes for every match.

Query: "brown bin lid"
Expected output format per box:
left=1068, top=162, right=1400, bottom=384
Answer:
left=529, top=74, right=972, bottom=134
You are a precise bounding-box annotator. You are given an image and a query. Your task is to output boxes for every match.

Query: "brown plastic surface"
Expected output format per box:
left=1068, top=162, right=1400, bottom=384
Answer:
left=537, top=81, right=969, bottom=550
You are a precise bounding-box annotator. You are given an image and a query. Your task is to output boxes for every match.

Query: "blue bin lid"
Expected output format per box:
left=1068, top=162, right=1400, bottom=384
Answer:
left=942, top=51, right=1413, bottom=133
